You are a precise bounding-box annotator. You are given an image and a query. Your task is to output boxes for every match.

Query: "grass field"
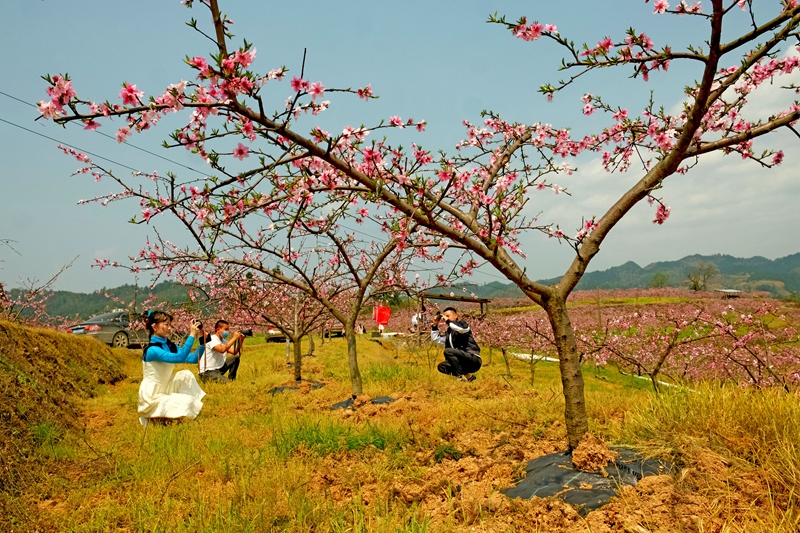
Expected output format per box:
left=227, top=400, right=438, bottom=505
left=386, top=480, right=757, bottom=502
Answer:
left=6, top=332, right=800, bottom=532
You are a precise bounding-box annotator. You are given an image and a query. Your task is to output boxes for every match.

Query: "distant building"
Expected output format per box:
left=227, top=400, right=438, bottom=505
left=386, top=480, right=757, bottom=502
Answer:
left=715, top=289, right=744, bottom=299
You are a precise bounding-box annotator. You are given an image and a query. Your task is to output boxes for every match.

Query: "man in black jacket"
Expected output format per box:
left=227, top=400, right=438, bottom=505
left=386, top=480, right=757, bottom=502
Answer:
left=431, top=307, right=481, bottom=382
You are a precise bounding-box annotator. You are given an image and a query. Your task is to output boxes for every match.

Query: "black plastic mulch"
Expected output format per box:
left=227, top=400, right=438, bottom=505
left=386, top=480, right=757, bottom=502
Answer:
left=501, top=447, right=673, bottom=516
left=266, top=380, right=326, bottom=395
left=330, top=396, right=397, bottom=410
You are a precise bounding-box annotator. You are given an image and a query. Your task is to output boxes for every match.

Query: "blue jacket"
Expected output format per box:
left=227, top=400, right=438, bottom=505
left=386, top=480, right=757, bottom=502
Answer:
left=143, top=335, right=199, bottom=363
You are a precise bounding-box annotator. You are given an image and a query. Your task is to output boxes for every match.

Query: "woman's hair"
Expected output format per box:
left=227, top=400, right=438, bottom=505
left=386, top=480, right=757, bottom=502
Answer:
left=144, top=310, right=173, bottom=337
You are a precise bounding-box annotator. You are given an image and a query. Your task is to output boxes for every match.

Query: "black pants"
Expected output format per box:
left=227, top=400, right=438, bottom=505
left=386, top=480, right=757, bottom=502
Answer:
left=200, top=354, right=240, bottom=382
left=437, top=348, right=481, bottom=377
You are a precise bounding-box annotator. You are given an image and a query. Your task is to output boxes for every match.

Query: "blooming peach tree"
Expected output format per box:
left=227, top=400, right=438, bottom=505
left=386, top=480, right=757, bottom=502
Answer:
left=40, top=0, right=800, bottom=448
left=198, top=264, right=332, bottom=382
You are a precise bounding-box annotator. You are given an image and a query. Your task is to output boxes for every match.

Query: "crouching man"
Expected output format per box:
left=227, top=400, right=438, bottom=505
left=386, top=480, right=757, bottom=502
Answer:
left=431, top=307, right=481, bottom=382
left=199, top=320, right=245, bottom=382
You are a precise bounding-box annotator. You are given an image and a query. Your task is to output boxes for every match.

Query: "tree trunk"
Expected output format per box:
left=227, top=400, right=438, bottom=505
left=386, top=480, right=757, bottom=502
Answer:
left=544, top=297, right=589, bottom=450
left=306, top=333, right=315, bottom=356
left=501, top=348, right=512, bottom=377
left=345, top=329, right=362, bottom=398
left=293, top=336, right=302, bottom=382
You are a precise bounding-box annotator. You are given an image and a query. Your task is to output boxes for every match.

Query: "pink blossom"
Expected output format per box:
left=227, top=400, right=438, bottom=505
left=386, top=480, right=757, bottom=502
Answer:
left=677, top=1, right=703, bottom=13
left=357, top=84, right=373, bottom=99
left=142, top=208, right=153, bottom=222
left=234, top=48, right=256, bottom=68
left=362, top=146, right=382, bottom=166
left=772, top=150, right=784, bottom=165
left=653, top=204, right=671, bottom=225
left=233, top=143, right=250, bottom=160
left=413, top=147, right=433, bottom=165
left=308, top=81, right=325, bottom=99
left=221, top=57, right=236, bottom=73
left=241, top=120, right=255, bottom=141
left=583, top=104, right=595, bottom=116
left=389, top=116, right=403, bottom=128
left=189, top=56, right=207, bottom=69
left=37, top=100, right=60, bottom=119
left=596, top=37, right=614, bottom=54
left=416, top=120, right=427, bottom=132
left=189, top=56, right=211, bottom=78
left=653, top=129, right=676, bottom=150
left=46, top=75, right=76, bottom=103
left=290, top=76, right=309, bottom=92
left=266, top=68, right=285, bottom=81
left=119, top=82, right=144, bottom=106
left=83, top=119, right=101, bottom=131
left=653, top=0, right=670, bottom=13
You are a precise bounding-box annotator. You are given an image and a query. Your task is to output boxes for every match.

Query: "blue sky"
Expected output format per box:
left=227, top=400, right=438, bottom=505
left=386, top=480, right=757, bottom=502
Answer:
left=1, top=1, right=798, bottom=292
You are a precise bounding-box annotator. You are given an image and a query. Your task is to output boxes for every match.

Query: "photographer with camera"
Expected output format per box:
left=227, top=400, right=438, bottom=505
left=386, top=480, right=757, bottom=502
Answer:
left=138, top=310, right=206, bottom=426
left=431, top=307, right=481, bottom=382
left=198, top=319, right=250, bottom=382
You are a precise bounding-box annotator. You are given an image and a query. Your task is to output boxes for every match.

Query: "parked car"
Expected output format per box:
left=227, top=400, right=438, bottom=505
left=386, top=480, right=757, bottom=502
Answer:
left=66, top=310, right=147, bottom=348
left=325, top=321, right=345, bottom=338
left=265, top=327, right=287, bottom=342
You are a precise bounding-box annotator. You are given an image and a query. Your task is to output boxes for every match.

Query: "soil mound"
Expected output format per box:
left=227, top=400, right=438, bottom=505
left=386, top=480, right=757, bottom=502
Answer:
left=571, top=433, right=619, bottom=473
left=0, top=320, right=125, bottom=505
left=267, top=379, right=326, bottom=395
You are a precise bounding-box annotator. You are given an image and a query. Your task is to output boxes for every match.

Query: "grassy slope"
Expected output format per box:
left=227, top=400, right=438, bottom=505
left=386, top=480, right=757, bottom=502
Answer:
left=0, top=320, right=126, bottom=529
left=5, top=331, right=800, bottom=532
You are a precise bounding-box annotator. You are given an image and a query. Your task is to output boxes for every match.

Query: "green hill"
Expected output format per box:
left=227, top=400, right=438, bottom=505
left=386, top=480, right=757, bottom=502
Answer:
left=8, top=252, right=799, bottom=320
left=7, top=281, right=191, bottom=321
left=462, top=252, right=800, bottom=299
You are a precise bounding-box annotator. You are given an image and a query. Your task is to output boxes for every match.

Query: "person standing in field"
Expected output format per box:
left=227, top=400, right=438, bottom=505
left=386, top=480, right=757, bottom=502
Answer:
left=431, top=307, right=481, bottom=382
left=138, top=310, right=206, bottom=427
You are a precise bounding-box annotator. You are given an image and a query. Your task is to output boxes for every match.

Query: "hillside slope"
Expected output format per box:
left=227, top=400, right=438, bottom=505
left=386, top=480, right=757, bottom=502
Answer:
left=0, top=321, right=126, bottom=525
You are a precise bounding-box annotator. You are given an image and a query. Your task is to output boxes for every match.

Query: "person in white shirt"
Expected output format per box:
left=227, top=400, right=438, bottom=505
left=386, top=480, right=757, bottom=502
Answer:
left=411, top=312, right=419, bottom=333
left=198, top=320, right=245, bottom=382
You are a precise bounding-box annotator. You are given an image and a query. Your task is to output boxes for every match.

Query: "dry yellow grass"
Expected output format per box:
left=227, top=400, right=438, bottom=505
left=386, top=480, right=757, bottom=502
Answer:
left=3, top=328, right=799, bottom=532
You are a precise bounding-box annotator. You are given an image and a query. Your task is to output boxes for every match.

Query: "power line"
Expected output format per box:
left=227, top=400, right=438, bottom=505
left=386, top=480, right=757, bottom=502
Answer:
left=0, top=90, right=207, bottom=176
left=0, top=116, right=140, bottom=173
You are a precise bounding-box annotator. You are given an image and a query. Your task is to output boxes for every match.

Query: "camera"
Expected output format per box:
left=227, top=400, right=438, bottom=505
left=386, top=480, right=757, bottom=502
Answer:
left=240, top=329, right=254, bottom=337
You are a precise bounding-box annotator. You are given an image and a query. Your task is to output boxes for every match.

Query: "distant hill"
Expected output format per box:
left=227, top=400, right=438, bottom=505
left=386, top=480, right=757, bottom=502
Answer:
left=452, top=252, right=800, bottom=299
left=7, top=281, right=191, bottom=321
left=11, top=252, right=799, bottom=319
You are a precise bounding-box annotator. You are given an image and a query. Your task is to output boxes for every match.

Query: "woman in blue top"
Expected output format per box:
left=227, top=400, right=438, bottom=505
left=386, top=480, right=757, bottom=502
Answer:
left=137, top=310, right=206, bottom=427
